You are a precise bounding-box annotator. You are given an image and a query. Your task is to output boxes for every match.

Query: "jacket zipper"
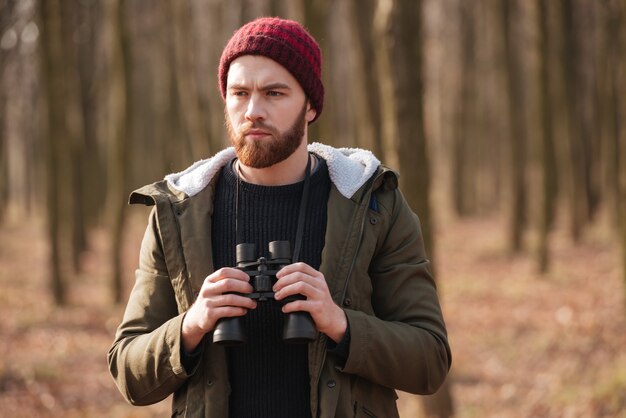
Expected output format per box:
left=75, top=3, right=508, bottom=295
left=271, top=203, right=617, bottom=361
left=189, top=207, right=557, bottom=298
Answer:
left=340, top=181, right=378, bottom=304
left=314, top=186, right=374, bottom=389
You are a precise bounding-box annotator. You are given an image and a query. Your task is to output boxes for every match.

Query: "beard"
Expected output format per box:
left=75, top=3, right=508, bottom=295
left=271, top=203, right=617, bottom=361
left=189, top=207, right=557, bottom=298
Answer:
left=226, top=101, right=308, bottom=169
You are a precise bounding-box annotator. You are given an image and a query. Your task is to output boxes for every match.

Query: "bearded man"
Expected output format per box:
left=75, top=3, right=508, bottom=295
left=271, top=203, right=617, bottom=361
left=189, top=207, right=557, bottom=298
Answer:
left=108, top=17, right=451, bottom=418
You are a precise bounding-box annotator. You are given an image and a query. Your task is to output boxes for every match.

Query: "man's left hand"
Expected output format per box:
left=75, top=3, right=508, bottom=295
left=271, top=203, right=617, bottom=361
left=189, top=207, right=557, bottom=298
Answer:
left=273, top=262, right=347, bottom=343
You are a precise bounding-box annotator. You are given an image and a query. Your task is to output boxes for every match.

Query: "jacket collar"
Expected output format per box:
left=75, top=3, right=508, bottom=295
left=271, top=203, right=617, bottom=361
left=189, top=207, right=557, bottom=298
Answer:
left=164, top=142, right=381, bottom=199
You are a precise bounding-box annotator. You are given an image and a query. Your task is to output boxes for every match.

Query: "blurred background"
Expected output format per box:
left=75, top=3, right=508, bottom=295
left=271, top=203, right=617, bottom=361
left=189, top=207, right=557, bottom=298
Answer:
left=1, top=0, right=625, bottom=417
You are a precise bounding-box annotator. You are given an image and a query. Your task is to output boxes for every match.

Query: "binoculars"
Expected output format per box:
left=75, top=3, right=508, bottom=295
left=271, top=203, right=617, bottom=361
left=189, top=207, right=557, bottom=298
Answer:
left=212, top=241, right=317, bottom=345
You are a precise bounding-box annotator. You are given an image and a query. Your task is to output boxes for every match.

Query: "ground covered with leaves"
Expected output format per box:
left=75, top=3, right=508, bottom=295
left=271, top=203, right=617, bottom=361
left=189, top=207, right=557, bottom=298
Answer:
left=0, top=210, right=624, bottom=417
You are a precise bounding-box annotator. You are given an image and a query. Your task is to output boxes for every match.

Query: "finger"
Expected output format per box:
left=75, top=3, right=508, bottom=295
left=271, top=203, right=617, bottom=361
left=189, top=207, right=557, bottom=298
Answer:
left=275, top=262, right=317, bottom=278
left=186, top=299, right=254, bottom=333
left=215, top=293, right=257, bottom=310
left=274, top=270, right=326, bottom=294
left=200, top=278, right=253, bottom=298
left=210, top=305, right=251, bottom=320
left=281, top=299, right=307, bottom=314
left=207, top=267, right=250, bottom=283
left=274, top=281, right=319, bottom=301
left=273, top=271, right=308, bottom=292
left=214, top=278, right=255, bottom=295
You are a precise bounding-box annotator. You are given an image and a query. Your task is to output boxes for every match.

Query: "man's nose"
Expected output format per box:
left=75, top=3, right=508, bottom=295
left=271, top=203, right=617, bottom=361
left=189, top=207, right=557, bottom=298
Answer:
left=245, top=94, right=266, bottom=121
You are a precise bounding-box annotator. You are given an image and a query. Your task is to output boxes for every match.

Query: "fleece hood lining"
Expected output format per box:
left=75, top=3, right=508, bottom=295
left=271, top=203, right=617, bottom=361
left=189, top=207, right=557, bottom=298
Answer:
left=164, top=143, right=381, bottom=199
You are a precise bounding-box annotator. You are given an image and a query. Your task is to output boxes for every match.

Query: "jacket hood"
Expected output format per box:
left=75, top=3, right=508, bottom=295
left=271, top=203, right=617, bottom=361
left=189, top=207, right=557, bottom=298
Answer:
left=164, top=142, right=381, bottom=199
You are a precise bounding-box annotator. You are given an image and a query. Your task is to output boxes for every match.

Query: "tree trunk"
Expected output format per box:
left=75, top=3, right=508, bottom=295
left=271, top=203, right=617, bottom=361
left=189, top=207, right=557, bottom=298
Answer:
left=302, top=0, right=332, bottom=144
left=0, top=92, right=7, bottom=222
left=59, top=0, right=88, bottom=274
left=327, top=0, right=358, bottom=146
left=190, top=0, right=229, bottom=152
left=376, top=1, right=454, bottom=416
left=107, top=0, right=131, bottom=304
left=0, top=2, right=10, bottom=222
left=600, top=0, right=623, bottom=231
left=169, top=0, right=211, bottom=160
left=373, top=0, right=398, bottom=171
left=560, top=0, right=588, bottom=242
left=75, top=0, right=105, bottom=230
left=347, top=0, right=384, bottom=159
left=537, top=0, right=558, bottom=273
left=619, top=0, right=626, bottom=305
left=384, top=0, right=432, bottom=259
left=38, top=0, right=67, bottom=305
left=452, top=0, right=476, bottom=217
left=501, top=0, right=528, bottom=253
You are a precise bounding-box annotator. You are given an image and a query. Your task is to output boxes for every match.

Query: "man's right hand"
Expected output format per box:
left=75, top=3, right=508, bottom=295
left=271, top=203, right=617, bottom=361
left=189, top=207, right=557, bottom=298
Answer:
left=181, top=267, right=256, bottom=353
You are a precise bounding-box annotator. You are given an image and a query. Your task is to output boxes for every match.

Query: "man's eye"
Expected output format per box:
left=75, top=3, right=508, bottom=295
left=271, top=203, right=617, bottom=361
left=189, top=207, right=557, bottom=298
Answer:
left=267, top=91, right=282, bottom=97
left=232, top=91, right=247, bottom=97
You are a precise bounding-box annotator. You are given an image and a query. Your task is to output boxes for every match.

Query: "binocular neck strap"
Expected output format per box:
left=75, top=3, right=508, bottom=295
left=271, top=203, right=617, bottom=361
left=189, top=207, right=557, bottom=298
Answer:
left=235, top=154, right=312, bottom=263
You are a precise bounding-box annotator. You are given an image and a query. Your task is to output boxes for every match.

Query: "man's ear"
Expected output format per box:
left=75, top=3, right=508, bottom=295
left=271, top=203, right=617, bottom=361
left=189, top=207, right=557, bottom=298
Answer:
left=306, top=102, right=317, bottom=123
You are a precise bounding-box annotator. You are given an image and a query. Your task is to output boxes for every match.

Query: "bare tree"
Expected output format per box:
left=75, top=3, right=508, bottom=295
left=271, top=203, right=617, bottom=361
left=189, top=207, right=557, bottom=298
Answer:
left=537, top=0, right=558, bottom=273
left=560, top=0, right=598, bottom=241
left=500, top=0, right=528, bottom=252
left=38, top=0, right=67, bottom=305
left=302, top=0, right=333, bottom=144
left=347, top=0, right=384, bottom=158
left=374, top=1, right=454, bottom=416
left=598, top=0, right=624, bottom=231
left=168, top=0, right=212, bottom=160
left=106, top=0, right=131, bottom=303
left=451, top=0, right=476, bottom=217
left=58, top=0, right=89, bottom=273
left=619, top=0, right=626, bottom=303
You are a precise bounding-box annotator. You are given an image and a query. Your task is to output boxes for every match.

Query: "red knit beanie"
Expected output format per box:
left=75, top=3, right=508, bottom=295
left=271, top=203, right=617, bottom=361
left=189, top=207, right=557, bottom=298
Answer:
left=218, top=17, right=324, bottom=123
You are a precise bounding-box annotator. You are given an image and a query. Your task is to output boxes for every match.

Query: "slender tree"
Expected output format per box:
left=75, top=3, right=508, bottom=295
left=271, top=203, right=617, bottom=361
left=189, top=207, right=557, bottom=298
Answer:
left=600, top=0, right=624, bottom=231
left=74, top=0, right=104, bottom=230
left=169, top=0, right=212, bottom=160
left=107, top=0, right=131, bottom=303
left=375, top=1, right=454, bottom=416
left=0, top=94, right=7, bottom=222
left=38, top=0, right=67, bottom=305
left=347, top=0, right=384, bottom=159
left=452, top=0, right=476, bottom=217
left=383, top=0, right=433, bottom=259
left=537, top=0, right=558, bottom=273
left=560, top=0, right=592, bottom=241
left=500, top=0, right=528, bottom=252
left=619, top=0, right=626, bottom=302
left=190, top=0, right=230, bottom=151
left=302, top=0, right=333, bottom=144
left=0, top=1, right=12, bottom=223
left=59, top=0, right=89, bottom=273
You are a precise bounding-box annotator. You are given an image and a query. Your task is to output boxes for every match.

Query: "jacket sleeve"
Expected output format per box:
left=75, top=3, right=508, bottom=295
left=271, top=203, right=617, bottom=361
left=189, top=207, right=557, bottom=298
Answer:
left=107, top=209, right=193, bottom=405
left=341, top=187, right=451, bottom=395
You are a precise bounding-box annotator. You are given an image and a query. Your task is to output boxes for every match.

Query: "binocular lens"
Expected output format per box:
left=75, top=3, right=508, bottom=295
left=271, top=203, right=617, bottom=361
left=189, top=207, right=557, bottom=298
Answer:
left=212, top=317, right=247, bottom=345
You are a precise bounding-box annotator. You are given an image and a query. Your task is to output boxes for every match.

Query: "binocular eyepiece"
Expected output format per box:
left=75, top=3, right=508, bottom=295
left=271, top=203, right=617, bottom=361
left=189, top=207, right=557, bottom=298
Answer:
left=212, top=241, right=317, bottom=346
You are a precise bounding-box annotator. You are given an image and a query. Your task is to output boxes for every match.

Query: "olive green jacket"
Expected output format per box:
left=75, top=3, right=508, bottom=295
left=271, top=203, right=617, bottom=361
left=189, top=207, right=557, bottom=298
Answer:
left=108, top=143, right=451, bottom=418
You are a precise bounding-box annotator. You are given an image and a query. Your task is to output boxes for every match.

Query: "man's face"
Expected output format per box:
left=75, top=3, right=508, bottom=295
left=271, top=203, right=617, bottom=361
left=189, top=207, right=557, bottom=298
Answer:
left=225, top=55, right=317, bottom=168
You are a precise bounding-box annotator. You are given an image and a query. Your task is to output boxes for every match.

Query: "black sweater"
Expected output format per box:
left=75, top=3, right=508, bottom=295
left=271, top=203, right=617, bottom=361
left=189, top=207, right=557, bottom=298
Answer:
left=211, top=156, right=330, bottom=418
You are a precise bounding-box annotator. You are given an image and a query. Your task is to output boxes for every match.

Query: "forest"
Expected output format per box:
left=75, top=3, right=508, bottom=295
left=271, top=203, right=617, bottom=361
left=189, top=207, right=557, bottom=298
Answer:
left=1, top=0, right=626, bottom=417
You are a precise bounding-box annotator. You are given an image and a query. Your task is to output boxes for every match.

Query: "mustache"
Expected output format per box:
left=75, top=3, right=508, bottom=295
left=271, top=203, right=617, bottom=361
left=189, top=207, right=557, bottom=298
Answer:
left=239, top=120, right=278, bottom=136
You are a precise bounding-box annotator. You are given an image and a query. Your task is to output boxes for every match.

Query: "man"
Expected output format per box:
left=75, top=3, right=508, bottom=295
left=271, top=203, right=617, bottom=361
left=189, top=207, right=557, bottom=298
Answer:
left=108, top=17, right=451, bottom=418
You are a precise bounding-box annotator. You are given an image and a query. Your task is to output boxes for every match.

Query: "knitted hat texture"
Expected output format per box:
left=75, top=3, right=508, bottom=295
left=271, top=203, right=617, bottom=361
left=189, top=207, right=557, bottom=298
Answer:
left=218, top=17, right=324, bottom=122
